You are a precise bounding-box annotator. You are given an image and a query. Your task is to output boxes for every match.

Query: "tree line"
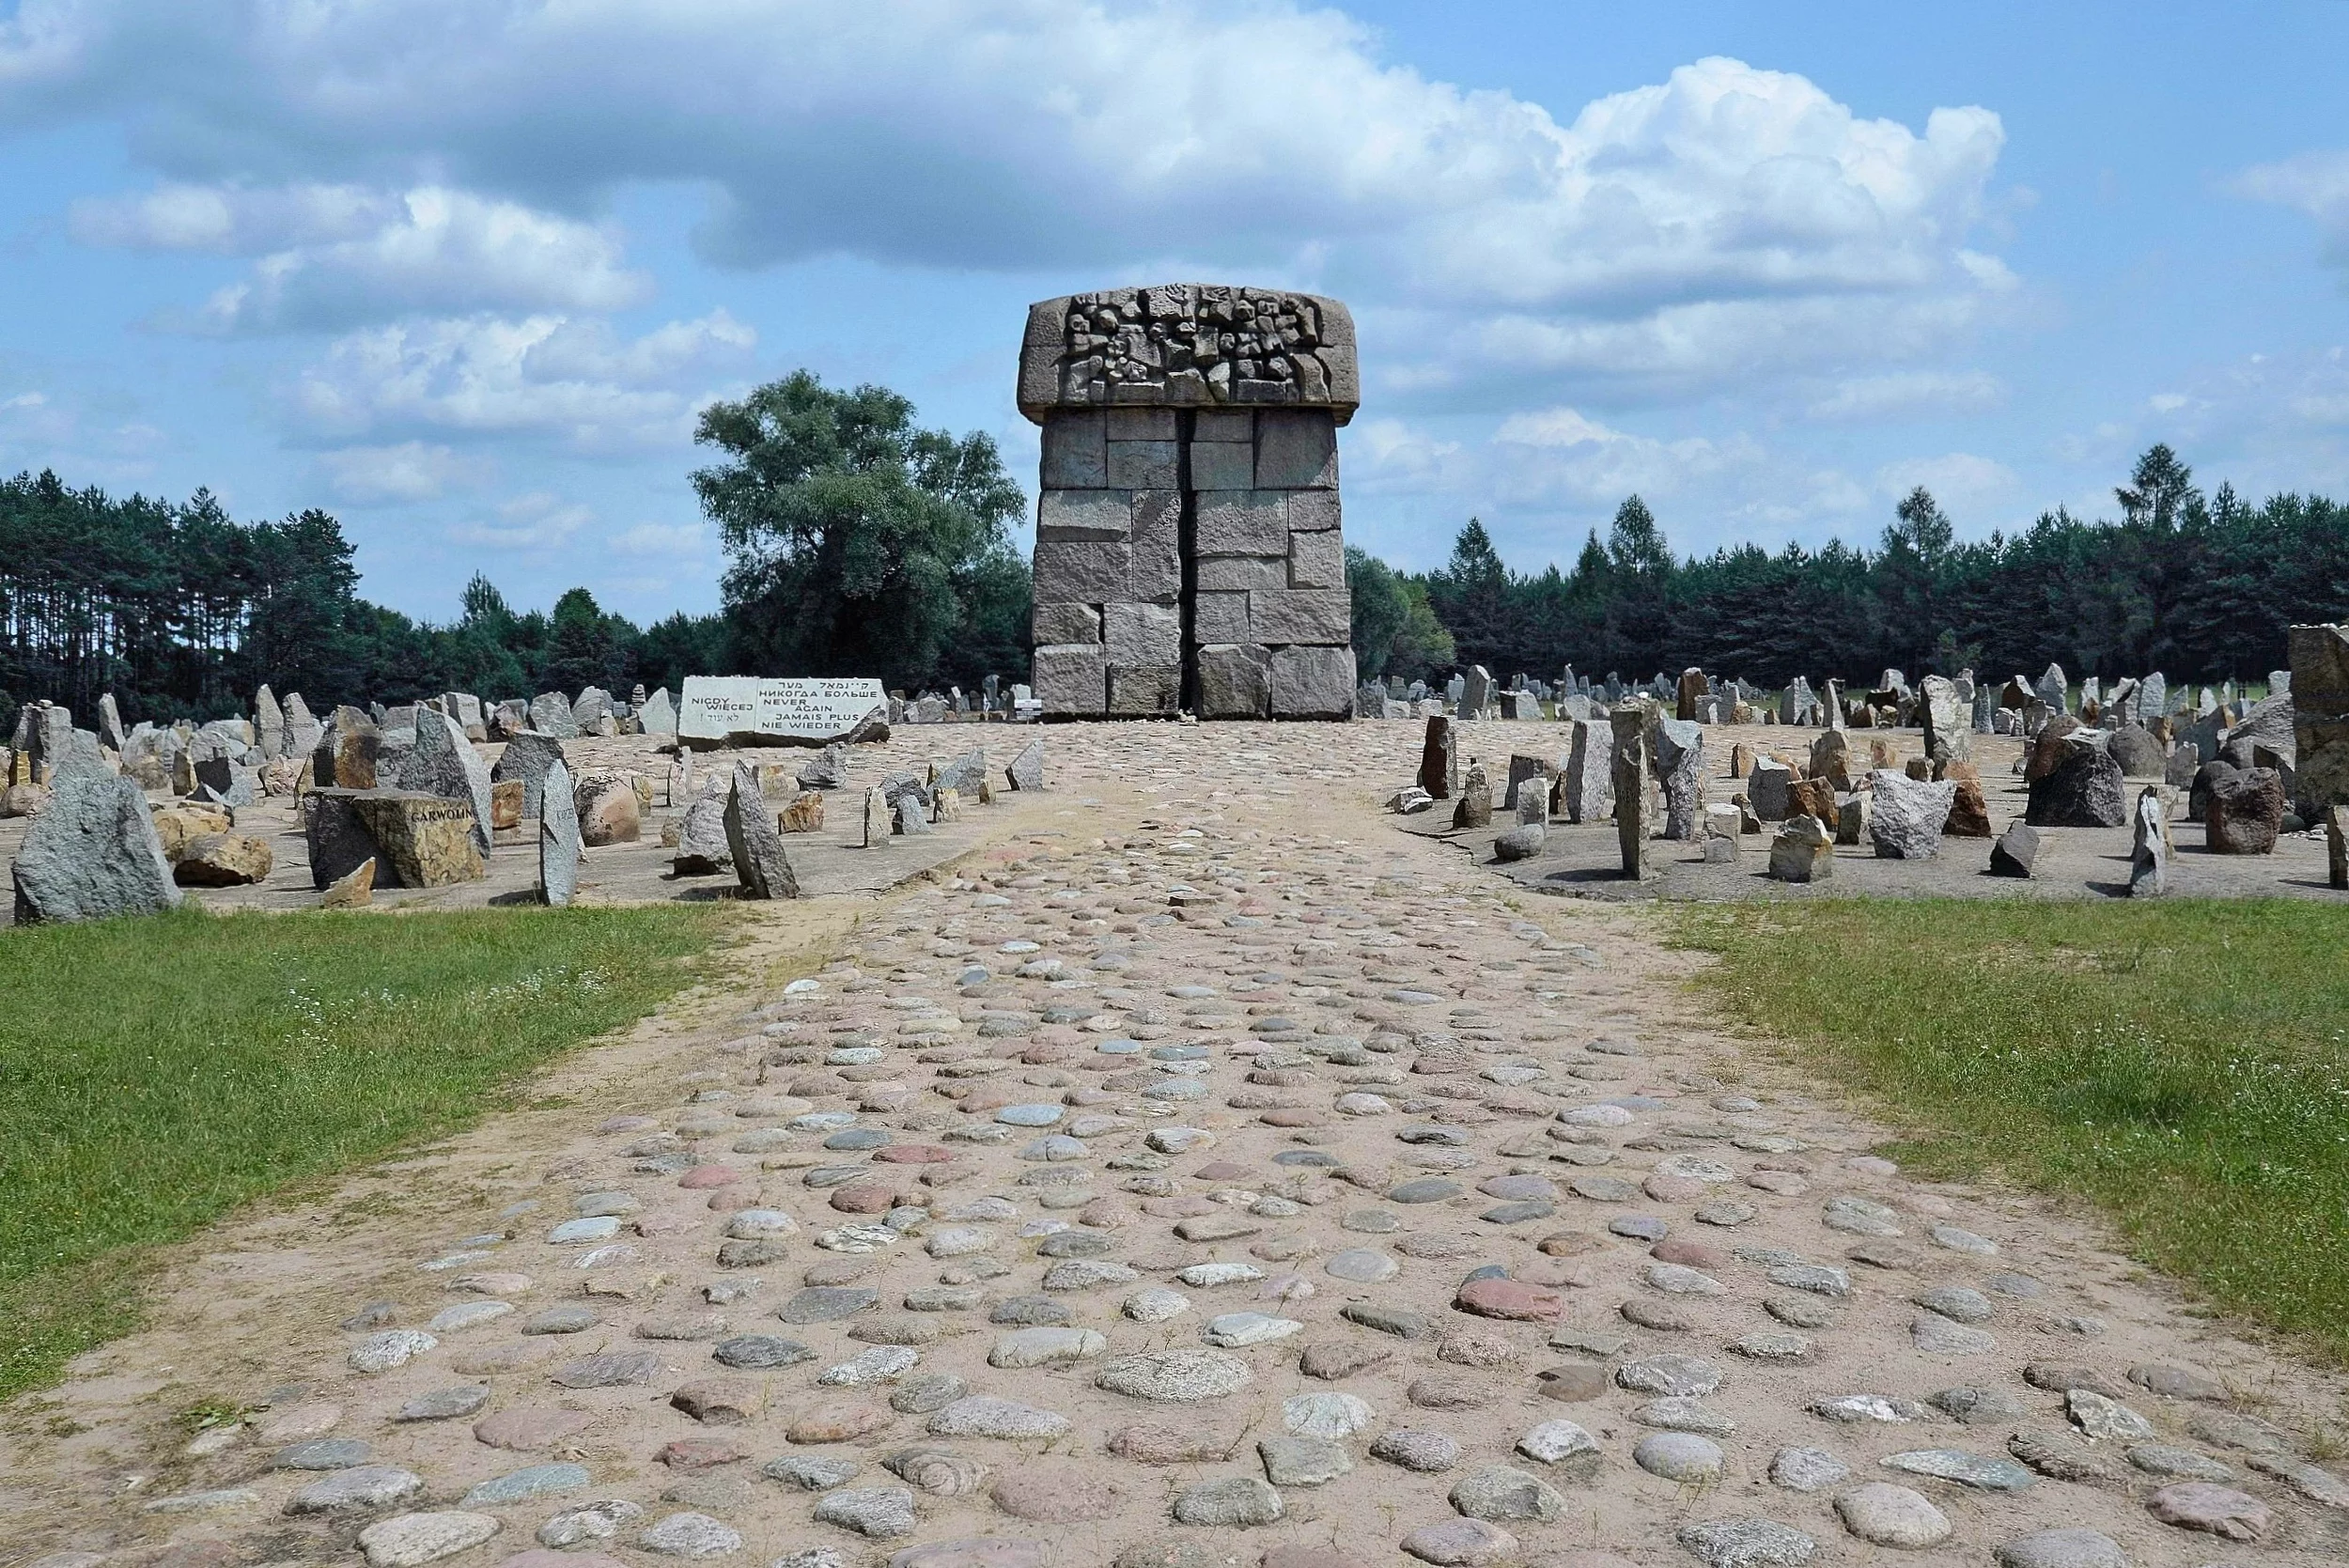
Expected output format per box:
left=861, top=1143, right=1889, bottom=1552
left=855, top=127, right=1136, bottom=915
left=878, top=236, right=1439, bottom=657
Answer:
left=0, top=371, right=1032, bottom=724
left=1357, top=445, right=2349, bottom=691
left=8, top=384, right=2345, bottom=728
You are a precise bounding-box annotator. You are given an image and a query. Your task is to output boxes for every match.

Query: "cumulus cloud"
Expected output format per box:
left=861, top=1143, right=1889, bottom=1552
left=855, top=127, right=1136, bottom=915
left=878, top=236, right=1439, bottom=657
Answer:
left=7, top=3, right=2011, bottom=401
left=1492, top=406, right=1765, bottom=504
left=292, top=309, right=755, bottom=450
left=1807, top=370, right=2003, bottom=422
left=610, top=520, right=708, bottom=557
left=1874, top=452, right=2018, bottom=517
left=447, top=491, right=593, bottom=551
left=73, top=182, right=647, bottom=330
left=315, top=441, right=490, bottom=503
left=2238, top=149, right=2349, bottom=277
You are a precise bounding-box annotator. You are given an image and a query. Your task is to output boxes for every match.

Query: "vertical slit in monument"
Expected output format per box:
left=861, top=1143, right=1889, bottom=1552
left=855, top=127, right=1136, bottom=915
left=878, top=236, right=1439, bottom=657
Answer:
left=1175, top=407, right=1201, bottom=714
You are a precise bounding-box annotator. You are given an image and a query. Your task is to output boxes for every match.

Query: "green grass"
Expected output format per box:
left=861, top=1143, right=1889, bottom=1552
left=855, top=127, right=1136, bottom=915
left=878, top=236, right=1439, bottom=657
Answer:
left=0, top=904, right=738, bottom=1403
left=1669, top=897, right=2349, bottom=1364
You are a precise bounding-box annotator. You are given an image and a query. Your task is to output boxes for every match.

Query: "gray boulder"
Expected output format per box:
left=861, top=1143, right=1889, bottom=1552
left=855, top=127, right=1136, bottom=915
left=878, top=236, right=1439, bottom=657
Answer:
left=529, top=691, right=581, bottom=739
left=283, top=692, right=323, bottom=759
left=1493, top=822, right=1546, bottom=862
left=2026, top=736, right=2124, bottom=828
left=2221, top=692, right=2295, bottom=771
left=1005, top=739, right=1045, bottom=792
left=98, top=692, right=130, bottom=752
left=49, top=728, right=110, bottom=783
left=491, top=732, right=567, bottom=817
left=797, top=744, right=848, bottom=790
left=11, top=771, right=182, bottom=923
left=1921, top=675, right=1971, bottom=764
left=2108, top=723, right=2165, bottom=779
left=539, top=758, right=582, bottom=907
left=933, top=748, right=987, bottom=798
left=671, top=786, right=733, bottom=876
left=638, top=688, right=677, bottom=736
left=1989, top=821, right=2039, bottom=877
left=253, top=685, right=285, bottom=758
left=571, top=687, right=615, bottom=731
left=1746, top=757, right=1794, bottom=820
left=894, top=790, right=933, bottom=835
left=1868, top=771, right=1956, bottom=859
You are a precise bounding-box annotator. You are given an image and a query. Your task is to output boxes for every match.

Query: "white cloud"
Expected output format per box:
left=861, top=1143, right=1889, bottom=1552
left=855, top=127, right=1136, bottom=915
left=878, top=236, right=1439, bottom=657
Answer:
left=610, top=520, right=708, bottom=557
left=1807, top=370, right=2003, bottom=421
left=1874, top=452, right=2019, bottom=517
left=74, top=182, right=648, bottom=330
left=6, top=5, right=2011, bottom=400
left=292, top=309, right=755, bottom=450
left=315, top=441, right=490, bottom=503
left=447, top=491, right=592, bottom=551
left=2237, top=149, right=2349, bottom=276
left=1492, top=405, right=1764, bottom=503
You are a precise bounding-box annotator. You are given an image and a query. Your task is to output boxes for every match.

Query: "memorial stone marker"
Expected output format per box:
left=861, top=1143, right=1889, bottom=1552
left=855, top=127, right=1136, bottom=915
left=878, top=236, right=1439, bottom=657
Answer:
left=1018, top=284, right=1357, bottom=718
left=679, top=676, right=889, bottom=749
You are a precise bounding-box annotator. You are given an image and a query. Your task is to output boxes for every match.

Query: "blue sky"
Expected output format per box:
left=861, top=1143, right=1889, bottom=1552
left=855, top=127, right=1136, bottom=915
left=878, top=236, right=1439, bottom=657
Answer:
left=4, top=1, right=2347, bottom=626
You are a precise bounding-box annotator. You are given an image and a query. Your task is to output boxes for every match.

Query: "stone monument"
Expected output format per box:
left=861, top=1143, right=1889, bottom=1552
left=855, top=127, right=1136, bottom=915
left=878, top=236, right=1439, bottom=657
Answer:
left=1018, top=284, right=1357, bottom=719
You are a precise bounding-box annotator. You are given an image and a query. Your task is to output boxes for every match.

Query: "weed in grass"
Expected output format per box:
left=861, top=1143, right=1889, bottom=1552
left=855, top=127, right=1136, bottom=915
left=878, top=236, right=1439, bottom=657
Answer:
left=1669, top=896, right=2349, bottom=1366
left=177, top=1396, right=249, bottom=1433
left=0, top=903, right=735, bottom=1402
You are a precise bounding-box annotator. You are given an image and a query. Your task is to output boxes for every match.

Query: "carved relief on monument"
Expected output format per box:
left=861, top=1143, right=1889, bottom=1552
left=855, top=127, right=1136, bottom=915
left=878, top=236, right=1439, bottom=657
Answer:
left=1019, top=285, right=1359, bottom=423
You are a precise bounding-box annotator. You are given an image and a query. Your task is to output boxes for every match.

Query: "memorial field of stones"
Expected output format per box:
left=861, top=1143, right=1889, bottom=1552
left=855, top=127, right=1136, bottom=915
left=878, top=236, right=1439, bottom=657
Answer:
left=1378, top=631, right=2349, bottom=904
left=4, top=705, right=2347, bottom=1568
left=3, top=678, right=1055, bottom=925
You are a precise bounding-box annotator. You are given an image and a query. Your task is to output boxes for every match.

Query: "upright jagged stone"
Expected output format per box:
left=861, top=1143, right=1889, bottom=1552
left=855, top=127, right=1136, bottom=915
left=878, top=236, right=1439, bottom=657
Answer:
left=1610, top=704, right=1657, bottom=879
left=2129, top=787, right=2169, bottom=896
left=539, top=758, right=582, bottom=907
left=724, top=763, right=800, bottom=898
left=254, top=685, right=286, bottom=758
left=406, top=707, right=495, bottom=854
left=491, top=731, right=568, bottom=818
left=1562, top=719, right=1613, bottom=825
left=1920, top=675, right=1971, bottom=765
left=671, top=785, right=733, bottom=876
left=313, top=706, right=381, bottom=790
left=1006, top=739, right=1046, bottom=792
left=98, top=692, right=129, bottom=752
left=282, top=692, right=322, bottom=761
left=529, top=691, right=581, bottom=738
left=2291, top=624, right=2349, bottom=815
left=1418, top=717, right=1458, bottom=800
left=1652, top=716, right=1704, bottom=840
left=638, top=687, right=677, bottom=737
